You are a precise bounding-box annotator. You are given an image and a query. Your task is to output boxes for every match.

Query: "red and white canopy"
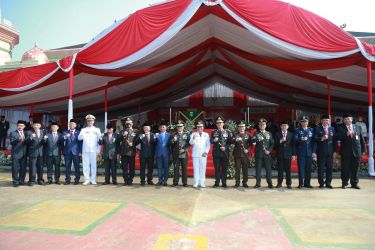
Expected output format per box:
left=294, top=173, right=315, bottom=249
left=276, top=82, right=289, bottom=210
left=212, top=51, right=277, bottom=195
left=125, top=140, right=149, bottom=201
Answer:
left=0, top=0, right=374, bottom=115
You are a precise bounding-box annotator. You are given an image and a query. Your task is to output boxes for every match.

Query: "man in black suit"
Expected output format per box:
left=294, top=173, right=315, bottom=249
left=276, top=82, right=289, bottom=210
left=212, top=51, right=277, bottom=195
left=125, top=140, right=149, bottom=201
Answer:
left=45, top=122, right=64, bottom=184
left=337, top=113, right=366, bottom=189
left=10, top=120, right=27, bottom=187
left=99, top=123, right=120, bottom=185
left=313, top=114, right=337, bottom=188
left=0, top=115, right=10, bottom=150
left=25, top=120, right=46, bottom=186
left=274, top=121, right=294, bottom=189
left=63, top=119, right=82, bottom=185
left=134, top=122, right=155, bottom=186
left=25, top=116, right=34, bottom=131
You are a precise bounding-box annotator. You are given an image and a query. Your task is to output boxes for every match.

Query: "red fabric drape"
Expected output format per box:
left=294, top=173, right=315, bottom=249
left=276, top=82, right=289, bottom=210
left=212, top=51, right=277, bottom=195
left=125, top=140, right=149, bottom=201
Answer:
left=223, top=0, right=358, bottom=52
left=76, top=0, right=192, bottom=65
left=0, top=62, right=57, bottom=89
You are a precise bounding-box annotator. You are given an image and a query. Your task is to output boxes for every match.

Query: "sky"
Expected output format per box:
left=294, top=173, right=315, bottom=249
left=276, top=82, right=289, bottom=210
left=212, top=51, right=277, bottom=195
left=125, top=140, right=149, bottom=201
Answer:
left=1, top=0, right=374, bottom=61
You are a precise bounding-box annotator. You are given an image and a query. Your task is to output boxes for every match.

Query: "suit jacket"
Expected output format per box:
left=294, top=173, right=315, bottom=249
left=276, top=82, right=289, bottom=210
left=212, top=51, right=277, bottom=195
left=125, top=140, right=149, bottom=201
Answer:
left=232, top=132, right=251, bottom=158
left=155, top=132, right=171, bottom=157
left=0, top=120, right=9, bottom=136
left=99, top=133, right=120, bottom=160
left=63, top=130, right=82, bottom=156
left=189, top=131, right=210, bottom=158
left=10, top=130, right=27, bottom=159
left=170, top=132, right=190, bottom=159
left=45, top=132, right=64, bottom=157
left=313, top=125, right=337, bottom=157
left=119, top=128, right=138, bottom=156
left=25, top=129, right=46, bottom=157
left=293, top=127, right=315, bottom=157
left=251, top=130, right=274, bottom=158
left=210, top=129, right=233, bottom=157
left=274, top=130, right=294, bottom=159
left=134, top=133, right=155, bottom=158
left=337, top=124, right=366, bottom=158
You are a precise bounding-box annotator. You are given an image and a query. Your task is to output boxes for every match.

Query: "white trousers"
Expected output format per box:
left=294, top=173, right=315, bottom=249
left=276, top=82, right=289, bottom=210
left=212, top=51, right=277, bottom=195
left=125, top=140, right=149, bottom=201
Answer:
left=193, top=156, right=207, bottom=187
left=82, top=152, right=97, bottom=182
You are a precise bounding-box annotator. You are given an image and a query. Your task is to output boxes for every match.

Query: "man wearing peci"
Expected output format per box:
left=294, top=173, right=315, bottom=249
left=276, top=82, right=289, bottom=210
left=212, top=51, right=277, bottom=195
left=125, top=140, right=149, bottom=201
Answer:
left=63, top=119, right=82, bottom=185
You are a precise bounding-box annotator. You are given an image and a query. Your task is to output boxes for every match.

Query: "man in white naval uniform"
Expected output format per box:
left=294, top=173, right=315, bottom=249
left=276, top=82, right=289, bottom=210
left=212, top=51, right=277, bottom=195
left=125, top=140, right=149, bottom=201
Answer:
left=189, top=120, right=211, bottom=188
left=78, top=114, right=101, bottom=185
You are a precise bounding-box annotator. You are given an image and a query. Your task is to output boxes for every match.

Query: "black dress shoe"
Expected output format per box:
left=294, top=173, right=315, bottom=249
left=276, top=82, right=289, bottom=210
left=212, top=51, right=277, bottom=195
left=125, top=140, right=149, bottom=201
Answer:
left=254, top=184, right=261, bottom=188
left=163, top=182, right=168, bottom=187
left=287, top=185, right=292, bottom=189
left=276, top=184, right=282, bottom=188
left=183, top=184, right=188, bottom=187
left=352, top=185, right=361, bottom=189
left=147, top=181, right=154, bottom=185
left=213, top=184, right=219, bottom=188
left=38, top=180, right=45, bottom=185
left=156, top=182, right=162, bottom=186
left=74, top=181, right=79, bottom=185
left=234, top=183, right=240, bottom=188
left=222, top=184, right=227, bottom=188
left=298, top=185, right=303, bottom=189
left=172, top=183, right=178, bottom=187
left=102, top=182, right=110, bottom=185
left=342, top=185, right=346, bottom=189
left=13, top=183, right=19, bottom=187
left=19, top=182, right=25, bottom=186
left=64, top=181, right=71, bottom=185
left=304, top=185, right=313, bottom=189
left=47, top=180, right=52, bottom=185
left=127, top=181, right=133, bottom=186
left=268, top=185, right=274, bottom=189
left=56, top=180, right=61, bottom=185
left=319, top=184, right=324, bottom=188
left=141, top=182, right=145, bottom=186
left=325, top=184, right=333, bottom=189
left=243, top=183, right=249, bottom=188
left=112, top=182, right=118, bottom=185
left=28, top=182, right=34, bottom=186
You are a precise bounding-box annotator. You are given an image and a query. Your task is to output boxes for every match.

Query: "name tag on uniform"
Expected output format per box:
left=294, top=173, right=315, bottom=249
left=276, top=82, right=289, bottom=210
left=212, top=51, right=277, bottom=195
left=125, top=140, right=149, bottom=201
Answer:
left=356, top=135, right=359, bottom=140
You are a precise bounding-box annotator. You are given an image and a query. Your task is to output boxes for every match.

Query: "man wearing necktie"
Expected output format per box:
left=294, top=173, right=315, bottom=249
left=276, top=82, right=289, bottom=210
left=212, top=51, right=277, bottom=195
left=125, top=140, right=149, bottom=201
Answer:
left=155, top=122, right=171, bottom=186
left=63, top=119, right=82, bottom=185
left=293, top=116, right=316, bottom=189
left=99, top=123, right=120, bottom=185
left=10, top=120, right=27, bottom=187
left=274, top=121, right=295, bottom=189
left=313, top=114, right=337, bottom=188
left=337, top=113, right=366, bottom=189
left=134, top=122, right=156, bottom=186
left=45, top=122, right=64, bottom=184
left=25, top=120, right=46, bottom=186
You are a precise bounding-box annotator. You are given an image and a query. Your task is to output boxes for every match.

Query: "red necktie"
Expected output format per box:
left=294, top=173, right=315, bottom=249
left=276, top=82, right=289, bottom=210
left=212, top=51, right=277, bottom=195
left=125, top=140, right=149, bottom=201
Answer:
left=324, top=127, right=328, bottom=135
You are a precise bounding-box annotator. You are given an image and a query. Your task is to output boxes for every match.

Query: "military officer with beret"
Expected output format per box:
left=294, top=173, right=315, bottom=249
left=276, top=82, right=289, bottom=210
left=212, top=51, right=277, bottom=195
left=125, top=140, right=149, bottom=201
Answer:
left=337, top=113, right=366, bottom=189
left=313, top=114, right=337, bottom=188
left=251, top=118, right=274, bottom=188
left=293, top=116, right=316, bottom=189
left=211, top=116, right=232, bottom=188
left=170, top=120, right=190, bottom=187
left=232, top=120, right=251, bottom=188
left=119, top=117, right=138, bottom=185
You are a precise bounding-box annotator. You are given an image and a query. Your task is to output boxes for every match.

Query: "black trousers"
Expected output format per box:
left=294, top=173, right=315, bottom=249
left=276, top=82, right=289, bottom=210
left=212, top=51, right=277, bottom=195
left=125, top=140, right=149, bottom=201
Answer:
left=140, top=157, right=153, bottom=182
left=0, top=135, right=6, bottom=149
left=234, top=157, right=249, bottom=184
left=213, top=155, right=228, bottom=185
left=104, top=158, right=117, bottom=183
left=29, top=155, right=44, bottom=183
left=255, top=156, right=273, bottom=186
left=47, top=155, right=61, bottom=181
left=341, top=154, right=360, bottom=186
left=173, top=157, right=187, bottom=185
left=12, top=157, right=26, bottom=184
left=277, top=157, right=291, bottom=186
left=317, top=154, right=333, bottom=185
left=122, top=155, right=135, bottom=183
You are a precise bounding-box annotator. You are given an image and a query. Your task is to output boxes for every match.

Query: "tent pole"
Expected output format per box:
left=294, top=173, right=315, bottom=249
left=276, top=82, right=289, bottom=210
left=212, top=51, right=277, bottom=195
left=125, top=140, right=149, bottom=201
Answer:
left=327, top=79, right=331, bottom=116
left=367, top=60, right=375, bottom=176
left=68, top=68, right=74, bottom=125
left=169, top=107, right=172, bottom=124
left=247, top=106, right=250, bottom=123
left=104, top=87, right=108, bottom=132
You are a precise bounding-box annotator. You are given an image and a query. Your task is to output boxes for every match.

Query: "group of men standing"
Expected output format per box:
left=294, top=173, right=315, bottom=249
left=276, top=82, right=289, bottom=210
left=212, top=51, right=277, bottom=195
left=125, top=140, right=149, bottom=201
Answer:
left=10, top=112, right=366, bottom=190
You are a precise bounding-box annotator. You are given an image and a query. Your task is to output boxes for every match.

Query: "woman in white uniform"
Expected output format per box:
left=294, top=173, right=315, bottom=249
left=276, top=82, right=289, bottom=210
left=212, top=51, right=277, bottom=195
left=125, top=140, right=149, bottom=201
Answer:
left=189, top=121, right=211, bottom=188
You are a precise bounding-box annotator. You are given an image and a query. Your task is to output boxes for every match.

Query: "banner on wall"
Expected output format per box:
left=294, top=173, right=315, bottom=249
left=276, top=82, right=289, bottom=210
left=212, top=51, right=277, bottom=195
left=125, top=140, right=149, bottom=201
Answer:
left=179, top=111, right=204, bottom=122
